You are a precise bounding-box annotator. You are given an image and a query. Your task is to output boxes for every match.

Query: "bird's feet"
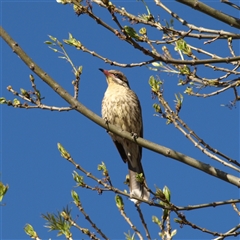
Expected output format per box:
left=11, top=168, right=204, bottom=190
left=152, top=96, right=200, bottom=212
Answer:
left=104, top=117, right=110, bottom=124
left=131, top=132, right=139, bottom=141
left=104, top=117, right=110, bottom=133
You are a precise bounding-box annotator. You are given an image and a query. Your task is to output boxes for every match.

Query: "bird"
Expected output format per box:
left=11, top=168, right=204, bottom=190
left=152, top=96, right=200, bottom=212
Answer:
left=99, top=68, right=149, bottom=202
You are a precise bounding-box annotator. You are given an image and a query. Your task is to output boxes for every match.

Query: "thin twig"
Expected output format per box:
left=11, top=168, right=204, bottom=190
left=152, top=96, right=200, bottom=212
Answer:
left=135, top=204, right=151, bottom=240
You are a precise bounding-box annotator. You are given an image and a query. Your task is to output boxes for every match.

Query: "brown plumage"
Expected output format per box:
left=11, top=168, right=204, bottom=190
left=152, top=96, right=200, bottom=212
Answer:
left=100, top=69, right=149, bottom=202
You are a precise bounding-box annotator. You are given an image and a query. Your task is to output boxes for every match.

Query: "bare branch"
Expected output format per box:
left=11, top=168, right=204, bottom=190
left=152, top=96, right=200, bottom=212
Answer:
left=1, top=25, right=240, bottom=188
left=176, top=0, right=240, bottom=29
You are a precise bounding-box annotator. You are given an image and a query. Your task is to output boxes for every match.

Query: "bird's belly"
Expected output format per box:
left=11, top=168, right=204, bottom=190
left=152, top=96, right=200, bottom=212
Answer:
left=102, top=91, right=141, bottom=133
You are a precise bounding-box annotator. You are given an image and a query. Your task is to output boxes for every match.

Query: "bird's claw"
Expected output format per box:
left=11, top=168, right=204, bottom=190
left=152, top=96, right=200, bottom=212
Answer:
left=104, top=117, right=110, bottom=133
left=104, top=117, right=109, bottom=125
left=131, top=132, right=138, bottom=140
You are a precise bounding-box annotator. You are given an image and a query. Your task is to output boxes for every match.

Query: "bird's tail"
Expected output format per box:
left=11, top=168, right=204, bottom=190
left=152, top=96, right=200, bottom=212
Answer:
left=128, top=168, right=150, bottom=203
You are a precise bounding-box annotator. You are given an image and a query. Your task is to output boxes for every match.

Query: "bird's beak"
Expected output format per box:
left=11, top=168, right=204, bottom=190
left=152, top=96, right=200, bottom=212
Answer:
left=99, top=68, right=112, bottom=84
left=99, top=68, right=109, bottom=76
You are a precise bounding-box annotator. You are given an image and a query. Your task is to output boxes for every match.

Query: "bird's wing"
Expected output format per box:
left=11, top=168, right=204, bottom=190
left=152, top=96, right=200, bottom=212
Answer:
left=113, top=140, right=128, bottom=163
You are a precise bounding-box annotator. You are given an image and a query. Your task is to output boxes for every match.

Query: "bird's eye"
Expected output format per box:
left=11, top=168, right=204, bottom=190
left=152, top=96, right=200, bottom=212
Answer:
left=113, top=73, right=120, bottom=78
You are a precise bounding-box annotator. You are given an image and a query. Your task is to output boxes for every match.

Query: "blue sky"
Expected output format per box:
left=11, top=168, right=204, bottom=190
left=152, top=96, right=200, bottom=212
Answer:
left=1, top=0, right=239, bottom=239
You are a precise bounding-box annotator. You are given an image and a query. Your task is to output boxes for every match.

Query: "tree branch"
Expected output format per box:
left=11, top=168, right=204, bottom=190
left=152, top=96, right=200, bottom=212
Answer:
left=1, top=25, right=240, bottom=188
left=176, top=0, right=240, bottom=29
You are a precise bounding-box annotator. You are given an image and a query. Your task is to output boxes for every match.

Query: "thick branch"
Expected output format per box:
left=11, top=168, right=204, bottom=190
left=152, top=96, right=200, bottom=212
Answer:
left=1, top=25, right=240, bottom=188
left=176, top=0, right=240, bottom=29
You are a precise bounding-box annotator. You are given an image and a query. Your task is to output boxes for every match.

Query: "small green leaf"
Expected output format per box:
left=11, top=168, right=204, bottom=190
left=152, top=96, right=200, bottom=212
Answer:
left=152, top=215, right=161, bottom=225
left=171, top=229, right=177, bottom=237
left=136, top=173, right=144, bottom=183
left=0, top=97, right=7, bottom=104
left=77, top=66, right=83, bottom=74
left=57, top=143, right=71, bottom=159
left=175, top=39, right=192, bottom=56
left=174, top=93, right=183, bottom=113
left=29, top=74, right=34, bottom=82
left=149, top=76, right=162, bottom=93
left=115, top=195, right=124, bottom=210
left=124, top=230, right=135, bottom=240
left=155, top=187, right=166, bottom=200
left=184, top=87, right=193, bottom=95
left=24, top=224, right=39, bottom=239
left=63, top=33, right=82, bottom=48
left=163, top=186, right=171, bottom=202
left=13, top=98, right=20, bottom=106
left=35, top=90, right=41, bottom=99
left=0, top=182, right=9, bottom=202
left=72, top=171, right=85, bottom=186
left=123, top=26, right=141, bottom=41
left=174, top=218, right=183, bottom=224
left=177, top=79, right=184, bottom=86
left=20, top=88, right=30, bottom=98
left=49, top=46, right=58, bottom=52
left=48, top=35, right=57, bottom=42
left=152, top=62, right=162, bottom=67
left=179, top=65, right=190, bottom=75
left=139, top=27, right=147, bottom=35
left=97, top=162, right=108, bottom=176
left=44, top=41, right=53, bottom=45
left=71, top=190, right=80, bottom=205
left=153, top=103, right=161, bottom=113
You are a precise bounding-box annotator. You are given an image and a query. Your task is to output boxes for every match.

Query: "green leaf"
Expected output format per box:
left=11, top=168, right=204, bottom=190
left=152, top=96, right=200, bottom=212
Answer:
left=24, top=224, right=39, bottom=239
left=35, top=90, right=41, bottom=99
left=163, top=186, right=171, bottom=202
left=152, top=215, right=161, bottom=225
left=20, top=88, right=30, bottom=98
left=123, top=26, right=141, bottom=41
left=136, top=173, right=144, bottom=183
left=174, top=93, right=183, bottom=106
left=13, top=98, right=20, bottom=106
left=153, top=103, right=161, bottom=113
left=115, top=195, right=124, bottom=210
left=174, top=218, right=183, bottom=224
left=184, top=87, right=193, bottom=95
left=139, top=27, right=147, bottom=35
left=175, top=39, right=192, bottom=56
left=77, top=66, right=83, bottom=74
left=63, top=34, right=82, bottom=48
left=0, top=97, right=7, bottom=104
left=171, top=229, right=177, bottom=237
left=49, top=46, right=58, bottom=52
left=48, top=35, right=57, bottom=42
left=124, top=231, right=135, bottom=240
left=155, top=187, right=166, bottom=200
left=57, top=143, right=71, bottom=159
left=152, top=62, right=162, bottom=67
left=29, top=74, right=34, bottom=82
left=71, top=190, right=80, bottom=205
left=179, top=65, right=190, bottom=75
left=148, top=76, right=162, bottom=92
left=72, top=171, right=85, bottom=186
left=0, top=182, right=9, bottom=202
left=44, top=41, right=53, bottom=45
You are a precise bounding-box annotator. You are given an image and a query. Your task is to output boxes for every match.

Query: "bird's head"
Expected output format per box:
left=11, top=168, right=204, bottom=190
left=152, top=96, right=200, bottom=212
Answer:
left=99, top=69, right=130, bottom=88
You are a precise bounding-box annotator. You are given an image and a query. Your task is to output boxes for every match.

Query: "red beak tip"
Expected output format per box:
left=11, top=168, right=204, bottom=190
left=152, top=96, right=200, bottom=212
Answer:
left=99, top=68, right=109, bottom=75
